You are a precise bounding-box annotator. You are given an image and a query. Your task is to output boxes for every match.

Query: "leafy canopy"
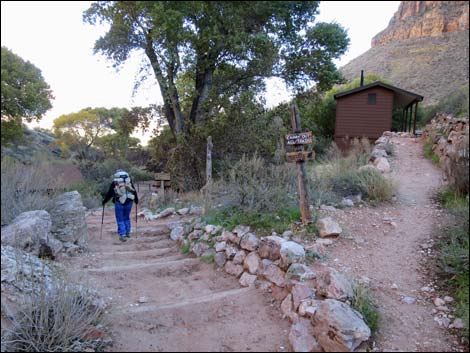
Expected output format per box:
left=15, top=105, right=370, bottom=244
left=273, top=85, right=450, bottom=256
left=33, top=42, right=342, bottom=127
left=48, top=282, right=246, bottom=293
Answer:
left=83, top=1, right=349, bottom=135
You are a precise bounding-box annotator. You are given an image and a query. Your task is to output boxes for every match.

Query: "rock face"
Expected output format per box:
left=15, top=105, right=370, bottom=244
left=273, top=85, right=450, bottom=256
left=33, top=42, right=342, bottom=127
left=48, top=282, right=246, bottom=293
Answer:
left=1, top=210, right=53, bottom=256
left=372, top=1, right=469, bottom=47
left=341, top=1, right=469, bottom=106
left=311, top=299, right=371, bottom=352
left=49, top=191, right=88, bottom=248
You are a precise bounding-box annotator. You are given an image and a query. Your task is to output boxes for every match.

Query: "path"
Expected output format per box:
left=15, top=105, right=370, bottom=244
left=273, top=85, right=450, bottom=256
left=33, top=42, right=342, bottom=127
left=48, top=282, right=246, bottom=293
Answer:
left=63, top=209, right=290, bottom=352
left=318, top=136, right=457, bottom=351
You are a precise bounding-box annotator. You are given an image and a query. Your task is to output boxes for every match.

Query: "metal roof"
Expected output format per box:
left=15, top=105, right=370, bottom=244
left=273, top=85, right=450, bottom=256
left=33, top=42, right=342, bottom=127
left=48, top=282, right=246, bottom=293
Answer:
left=334, top=81, right=424, bottom=108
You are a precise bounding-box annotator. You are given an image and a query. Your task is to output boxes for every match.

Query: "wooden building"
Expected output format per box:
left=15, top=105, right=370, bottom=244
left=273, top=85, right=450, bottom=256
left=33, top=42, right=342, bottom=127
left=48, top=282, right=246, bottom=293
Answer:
left=333, top=81, right=423, bottom=149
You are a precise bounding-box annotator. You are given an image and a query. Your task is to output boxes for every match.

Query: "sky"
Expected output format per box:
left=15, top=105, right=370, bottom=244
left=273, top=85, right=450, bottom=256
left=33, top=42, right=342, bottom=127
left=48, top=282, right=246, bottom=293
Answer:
left=1, top=1, right=400, bottom=145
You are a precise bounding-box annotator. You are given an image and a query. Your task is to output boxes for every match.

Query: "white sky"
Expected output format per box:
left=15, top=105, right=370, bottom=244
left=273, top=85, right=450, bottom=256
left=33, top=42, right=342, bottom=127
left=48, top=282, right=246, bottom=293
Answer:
left=1, top=1, right=400, bottom=145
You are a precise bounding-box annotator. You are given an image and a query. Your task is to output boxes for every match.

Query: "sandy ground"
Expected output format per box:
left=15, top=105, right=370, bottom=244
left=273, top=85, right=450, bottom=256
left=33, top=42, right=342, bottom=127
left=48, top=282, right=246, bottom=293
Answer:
left=314, top=136, right=462, bottom=352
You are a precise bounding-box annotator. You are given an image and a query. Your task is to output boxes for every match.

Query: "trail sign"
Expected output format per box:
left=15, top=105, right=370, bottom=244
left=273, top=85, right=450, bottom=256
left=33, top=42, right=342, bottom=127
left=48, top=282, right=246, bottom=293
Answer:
left=285, top=131, right=313, bottom=145
left=286, top=151, right=315, bottom=162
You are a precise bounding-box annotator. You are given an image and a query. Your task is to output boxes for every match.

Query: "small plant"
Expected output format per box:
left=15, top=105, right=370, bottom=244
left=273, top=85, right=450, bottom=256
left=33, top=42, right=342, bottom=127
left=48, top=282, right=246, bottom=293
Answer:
left=351, top=283, right=380, bottom=334
left=180, top=242, right=190, bottom=254
left=200, top=254, right=215, bottom=264
left=357, top=168, right=393, bottom=202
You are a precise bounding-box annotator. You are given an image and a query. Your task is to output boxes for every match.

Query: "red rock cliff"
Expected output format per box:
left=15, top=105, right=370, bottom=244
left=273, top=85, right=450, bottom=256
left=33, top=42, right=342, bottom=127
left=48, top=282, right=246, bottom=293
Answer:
left=372, top=1, right=469, bottom=47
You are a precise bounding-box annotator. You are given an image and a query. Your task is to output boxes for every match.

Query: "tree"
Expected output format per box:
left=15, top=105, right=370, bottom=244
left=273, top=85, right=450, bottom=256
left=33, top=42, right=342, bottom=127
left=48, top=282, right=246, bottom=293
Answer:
left=83, top=1, right=349, bottom=138
left=1, top=46, right=54, bottom=144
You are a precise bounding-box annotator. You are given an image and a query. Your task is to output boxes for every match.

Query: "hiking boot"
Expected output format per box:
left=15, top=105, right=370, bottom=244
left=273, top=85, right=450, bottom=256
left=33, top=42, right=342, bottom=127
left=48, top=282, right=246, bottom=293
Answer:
left=125, top=233, right=131, bottom=238
left=119, top=236, right=127, bottom=242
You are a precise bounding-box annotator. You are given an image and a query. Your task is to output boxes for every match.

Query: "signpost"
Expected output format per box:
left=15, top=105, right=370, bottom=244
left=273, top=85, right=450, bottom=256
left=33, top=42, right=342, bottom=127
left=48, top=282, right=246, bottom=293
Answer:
left=287, top=103, right=314, bottom=224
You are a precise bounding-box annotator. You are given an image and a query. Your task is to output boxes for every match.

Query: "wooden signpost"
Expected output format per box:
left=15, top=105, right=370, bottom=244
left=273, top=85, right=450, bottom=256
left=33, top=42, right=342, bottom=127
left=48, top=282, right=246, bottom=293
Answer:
left=287, top=103, right=314, bottom=224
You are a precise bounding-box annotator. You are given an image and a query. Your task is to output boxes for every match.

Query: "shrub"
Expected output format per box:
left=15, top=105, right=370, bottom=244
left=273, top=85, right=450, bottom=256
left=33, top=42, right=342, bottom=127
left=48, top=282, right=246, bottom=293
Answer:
left=1, top=157, right=65, bottom=225
left=351, top=283, right=380, bottom=335
left=1, top=273, right=109, bottom=352
left=357, top=168, right=393, bottom=202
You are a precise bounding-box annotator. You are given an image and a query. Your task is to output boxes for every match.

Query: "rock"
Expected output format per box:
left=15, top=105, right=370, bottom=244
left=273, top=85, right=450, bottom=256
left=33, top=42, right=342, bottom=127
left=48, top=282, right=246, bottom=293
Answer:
left=311, top=299, right=371, bottom=352
left=176, top=207, right=190, bottom=215
left=243, top=252, right=261, bottom=275
left=316, top=217, right=342, bottom=238
left=436, top=305, right=450, bottom=312
left=281, top=294, right=297, bottom=322
left=298, top=299, right=322, bottom=318
left=202, top=248, right=216, bottom=258
left=291, top=284, right=315, bottom=311
left=215, top=241, right=227, bottom=252
left=189, top=206, right=203, bottom=215
left=443, top=296, right=454, bottom=303
left=233, top=225, right=251, bottom=238
left=49, top=191, right=88, bottom=248
left=452, top=318, right=465, bottom=329
left=65, top=243, right=81, bottom=255
left=214, top=252, right=227, bottom=267
left=1, top=245, right=54, bottom=294
left=158, top=207, right=176, bottom=218
left=190, top=243, right=210, bottom=257
left=315, top=238, right=334, bottom=246
left=193, top=222, right=206, bottom=230
left=188, top=230, right=203, bottom=241
left=370, top=148, right=388, bottom=160
left=289, top=317, right=322, bottom=352
left=258, top=235, right=286, bottom=260
left=373, top=157, right=391, bottom=173
left=204, top=224, right=217, bottom=234
left=220, top=230, right=233, bottom=242
left=402, top=296, right=416, bottom=304
left=1, top=210, right=55, bottom=257
left=280, top=242, right=306, bottom=267
left=239, top=272, right=257, bottom=287
left=341, top=198, right=354, bottom=207
left=421, top=286, right=434, bottom=293
left=314, top=266, right=353, bottom=301
left=320, top=205, right=337, bottom=212
left=170, top=226, right=185, bottom=242
left=138, top=296, right=148, bottom=303
left=258, top=259, right=286, bottom=287
left=271, top=284, right=291, bottom=301
left=239, top=233, right=259, bottom=251
left=233, top=250, right=247, bottom=265
left=433, top=297, right=446, bottom=307
left=434, top=316, right=451, bottom=328
left=224, top=244, right=238, bottom=260
left=286, top=264, right=317, bottom=282
left=224, top=261, right=244, bottom=277
left=282, top=230, right=294, bottom=238
left=391, top=283, right=399, bottom=290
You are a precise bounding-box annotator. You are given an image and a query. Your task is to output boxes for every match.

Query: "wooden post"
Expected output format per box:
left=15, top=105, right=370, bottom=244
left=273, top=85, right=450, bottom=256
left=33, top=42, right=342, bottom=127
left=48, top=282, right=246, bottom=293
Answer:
left=291, top=104, right=312, bottom=224
left=413, top=101, right=418, bottom=135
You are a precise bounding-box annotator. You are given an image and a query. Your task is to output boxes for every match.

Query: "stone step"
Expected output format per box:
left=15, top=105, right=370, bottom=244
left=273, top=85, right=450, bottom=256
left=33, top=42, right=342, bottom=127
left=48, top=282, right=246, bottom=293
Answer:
left=84, top=256, right=197, bottom=273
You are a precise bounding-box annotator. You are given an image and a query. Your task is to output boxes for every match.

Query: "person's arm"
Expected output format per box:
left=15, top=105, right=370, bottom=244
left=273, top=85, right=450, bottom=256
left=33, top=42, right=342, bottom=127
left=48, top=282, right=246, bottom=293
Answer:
left=102, top=183, right=114, bottom=205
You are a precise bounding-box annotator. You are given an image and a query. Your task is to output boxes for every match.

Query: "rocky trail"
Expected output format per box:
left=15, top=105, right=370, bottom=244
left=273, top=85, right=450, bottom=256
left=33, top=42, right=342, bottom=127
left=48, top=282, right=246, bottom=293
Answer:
left=63, top=210, right=290, bottom=352
left=60, top=136, right=464, bottom=352
left=318, top=136, right=461, bottom=352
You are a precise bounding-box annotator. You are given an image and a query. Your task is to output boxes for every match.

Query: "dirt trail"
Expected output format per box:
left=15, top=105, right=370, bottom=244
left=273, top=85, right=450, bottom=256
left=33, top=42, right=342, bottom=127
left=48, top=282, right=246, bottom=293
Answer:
left=319, top=136, right=456, bottom=352
left=63, top=209, right=289, bottom=352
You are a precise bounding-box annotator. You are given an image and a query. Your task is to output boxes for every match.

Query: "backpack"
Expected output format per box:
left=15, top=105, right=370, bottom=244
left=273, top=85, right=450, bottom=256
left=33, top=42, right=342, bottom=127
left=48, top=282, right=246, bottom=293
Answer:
left=113, top=171, right=135, bottom=204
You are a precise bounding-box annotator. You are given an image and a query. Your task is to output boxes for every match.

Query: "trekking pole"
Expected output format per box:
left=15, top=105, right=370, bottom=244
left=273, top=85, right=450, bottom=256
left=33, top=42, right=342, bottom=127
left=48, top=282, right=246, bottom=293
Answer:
left=135, top=202, right=138, bottom=238
left=100, top=204, right=105, bottom=240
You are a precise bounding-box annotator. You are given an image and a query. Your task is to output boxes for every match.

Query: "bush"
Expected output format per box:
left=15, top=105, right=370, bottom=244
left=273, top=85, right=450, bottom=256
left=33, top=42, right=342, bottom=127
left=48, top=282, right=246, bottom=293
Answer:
left=1, top=273, right=109, bottom=352
left=357, top=168, right=393, bottom=202
left=351, top=283, right=380, bottom=335
left=1, top=157, right=65, bottom=225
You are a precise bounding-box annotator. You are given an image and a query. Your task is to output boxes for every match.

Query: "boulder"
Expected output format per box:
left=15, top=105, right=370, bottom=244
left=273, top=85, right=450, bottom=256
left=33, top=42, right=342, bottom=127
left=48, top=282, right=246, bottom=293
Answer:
left=214, top=252, right=227, bottom=268
left=281, top=294, right=297, bottom=322
left=258, top=259, right=286, bottom=287
left=176, top=207, right=190, bottom=215
left=373, top=157, right=391, bottom=173
left=316, top=217, right=342, bottom=238
left=215, top=241, right=227, bottom=252
left=224, top=261, right=244, bottom=277
left=239, top=272, right=257, bottom=287
left=1, top=210, right=55, bottom=257
left=233, top=250, right=247, bottom=265
left=271, top=284, right=291, bottom=301
left=291, top=283, right=315, bottom=311
left=49, top=191, right=88, bottom=248
left=314, top=267, right=353, bottom=301
left=289, top=317, right=322, bottom=352
left=158, top=207, right=176, bottom=218
left=188, top=229, right=203, bottom=241
left=170, top=226, right=185, bottom=242
left=239, top=233, right=259, bottom=251
left=243, top=252, right=261, bottom=275
left=258, top=235, right=286, bottom=260
left=311, top=299, right=371, bottom=352
left=280, top=241, right=306, bottom=267
left=286, top=264, right=317, bottom=282
left=224, top=244, right=238, bottom=260
left=190, top=242, right=210, bottom=257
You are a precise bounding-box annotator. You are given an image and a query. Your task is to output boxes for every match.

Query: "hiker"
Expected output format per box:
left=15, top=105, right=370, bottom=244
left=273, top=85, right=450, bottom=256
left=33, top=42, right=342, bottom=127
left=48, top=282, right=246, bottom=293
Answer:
left=102, top=169, right=139, bottom=242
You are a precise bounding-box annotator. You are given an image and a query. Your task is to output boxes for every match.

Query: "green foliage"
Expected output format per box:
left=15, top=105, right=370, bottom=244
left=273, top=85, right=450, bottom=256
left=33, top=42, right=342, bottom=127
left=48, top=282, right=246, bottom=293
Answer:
left=180, top=242, right=190, bottom=254
left=436, top=188, right=469, bottom=342
left=356, top=168, right=394, bottom=202
left=420, top=85, right=470, bottom=126
left=1, top=120, right=24, bottom=145
left=203, top=206, right=302, bottom=236
left=423, top=139, right=440, bottom=164
left=352, top=283, right=380, bottom=334
left=1, top=47, right=53, bottom=130
left=200, top=254, right=215, bottom=264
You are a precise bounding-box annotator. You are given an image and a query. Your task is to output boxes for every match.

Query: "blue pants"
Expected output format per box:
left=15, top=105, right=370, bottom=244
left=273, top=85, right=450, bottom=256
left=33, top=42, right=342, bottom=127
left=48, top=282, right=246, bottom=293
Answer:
left=115, top=200, right=133, bottom=237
